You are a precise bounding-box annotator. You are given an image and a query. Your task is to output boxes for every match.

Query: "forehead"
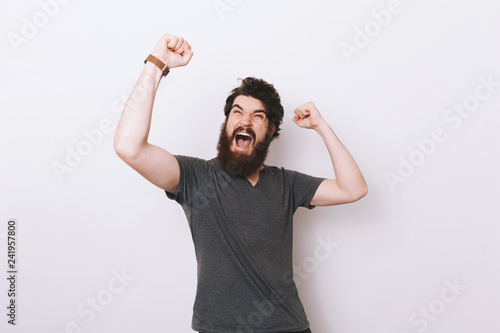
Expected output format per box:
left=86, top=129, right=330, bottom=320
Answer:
left=232, top=95, right=265, bottom=112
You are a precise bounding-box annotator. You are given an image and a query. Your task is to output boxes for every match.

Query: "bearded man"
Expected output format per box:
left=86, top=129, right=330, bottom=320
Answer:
left=114, top=34, right=367, bottom=333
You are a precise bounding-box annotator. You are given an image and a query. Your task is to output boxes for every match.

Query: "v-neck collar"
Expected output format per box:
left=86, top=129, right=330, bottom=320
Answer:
left=211, top=157, right=267, bottom=188
left=244, top=165, right=267, bottom=188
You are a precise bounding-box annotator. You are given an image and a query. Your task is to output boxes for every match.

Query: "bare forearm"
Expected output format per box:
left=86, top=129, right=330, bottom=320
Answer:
left=294, top=102, right=367, bottom=205
left=114, top=63, right=163, bottom=157
left=315, top=122, right=367, bottom=197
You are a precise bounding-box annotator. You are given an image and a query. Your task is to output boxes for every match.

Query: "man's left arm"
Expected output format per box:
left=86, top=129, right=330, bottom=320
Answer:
left=293, top=102, right=368, bottom=206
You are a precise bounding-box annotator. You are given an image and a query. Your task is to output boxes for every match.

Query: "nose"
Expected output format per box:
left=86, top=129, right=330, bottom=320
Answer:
left=240, top=113, right=253, bottom=127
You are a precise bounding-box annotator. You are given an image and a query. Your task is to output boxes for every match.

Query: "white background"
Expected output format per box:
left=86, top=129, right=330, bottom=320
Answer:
left=1, top=0, right=499, bottom=332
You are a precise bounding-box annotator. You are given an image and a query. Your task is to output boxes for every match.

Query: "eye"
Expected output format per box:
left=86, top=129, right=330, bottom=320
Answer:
left=254, top=114, right=264, bottom=119
left=233, top=109, right=242, bottom=114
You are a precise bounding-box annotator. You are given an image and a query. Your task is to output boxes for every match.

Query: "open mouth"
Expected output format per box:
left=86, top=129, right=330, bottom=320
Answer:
left=234, top=131, right=254, bottom=150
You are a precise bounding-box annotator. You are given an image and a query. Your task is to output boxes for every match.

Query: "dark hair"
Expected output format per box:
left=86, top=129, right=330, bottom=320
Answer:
left=223, top=77, right=284, bottom=141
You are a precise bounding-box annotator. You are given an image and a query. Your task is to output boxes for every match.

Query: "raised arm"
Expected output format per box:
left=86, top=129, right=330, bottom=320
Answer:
left=113, top=34, right=193, bottom=193
left=293, top=102, right=368, bottom=206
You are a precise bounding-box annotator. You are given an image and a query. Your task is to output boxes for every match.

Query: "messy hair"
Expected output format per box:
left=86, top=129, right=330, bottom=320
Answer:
left=223, top=77, right=284, bottom=141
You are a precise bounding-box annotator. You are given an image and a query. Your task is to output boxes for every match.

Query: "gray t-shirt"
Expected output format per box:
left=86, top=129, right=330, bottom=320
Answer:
left=166, top=155, right=325, bottom=333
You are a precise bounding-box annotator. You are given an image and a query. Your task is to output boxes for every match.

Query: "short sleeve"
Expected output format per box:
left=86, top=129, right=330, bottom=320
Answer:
left=165, top=155, right=210, bottom=205
left=286, top=169, right=326, bottom=212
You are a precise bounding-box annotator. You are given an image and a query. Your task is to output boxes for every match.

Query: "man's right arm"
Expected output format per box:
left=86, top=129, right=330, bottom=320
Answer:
left=113, top=34, right=193, bottom=194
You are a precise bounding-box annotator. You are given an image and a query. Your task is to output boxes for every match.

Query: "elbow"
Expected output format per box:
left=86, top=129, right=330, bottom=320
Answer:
left=113, top=136, right=140, bottom=163
left=357, top=184, right=368, bottom=201
left=113, top=136, right=127, bottom=159
left=348, top=184, right=368, bottom=203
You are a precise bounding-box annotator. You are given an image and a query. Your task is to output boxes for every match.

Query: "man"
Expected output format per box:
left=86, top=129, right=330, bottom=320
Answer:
left=114, top=34, right=367, bottom=333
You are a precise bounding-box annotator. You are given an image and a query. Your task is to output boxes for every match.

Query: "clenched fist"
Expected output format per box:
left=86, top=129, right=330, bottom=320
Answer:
left=293, top=102, right=327, bottom=130
left=151, top=34, right=193, bottom=69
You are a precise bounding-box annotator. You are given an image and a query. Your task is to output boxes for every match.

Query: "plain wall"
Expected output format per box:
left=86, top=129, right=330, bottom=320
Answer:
left=1, top=0, right=499, bottom=332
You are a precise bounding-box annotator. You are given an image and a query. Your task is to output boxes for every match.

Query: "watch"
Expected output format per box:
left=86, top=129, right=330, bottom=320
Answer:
left=144, top=54, right=170, bottom=76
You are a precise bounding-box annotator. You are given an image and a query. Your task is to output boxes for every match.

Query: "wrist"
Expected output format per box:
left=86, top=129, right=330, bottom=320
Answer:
left=313, top=119, right=329, bottom=132
left=144, top=54, right=170, bottom=77
left=143, top=61, right=165, bottom=82
left=314, top=121, right=333, bottom=139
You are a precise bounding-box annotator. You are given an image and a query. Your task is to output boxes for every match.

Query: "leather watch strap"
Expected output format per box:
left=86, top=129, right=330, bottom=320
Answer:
left=144, top=54, right=170, bottom=76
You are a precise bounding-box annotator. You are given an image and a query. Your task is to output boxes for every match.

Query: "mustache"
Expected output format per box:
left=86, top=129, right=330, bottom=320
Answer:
left=217, top=122, right=270, bottom=178
left=231, top=126, right=256, bottom=141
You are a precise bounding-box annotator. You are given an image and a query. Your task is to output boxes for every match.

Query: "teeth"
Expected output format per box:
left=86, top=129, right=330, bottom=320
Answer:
left=237, top=132, right=251, bottom=138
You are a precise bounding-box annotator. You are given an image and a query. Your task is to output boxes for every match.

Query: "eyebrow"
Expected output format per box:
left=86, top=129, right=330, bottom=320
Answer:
left=232, top=104, right=267, bottom=115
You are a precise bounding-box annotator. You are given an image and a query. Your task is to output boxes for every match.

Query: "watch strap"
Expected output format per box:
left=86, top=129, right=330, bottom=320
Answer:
left=144, top=54, right=170, bottom=76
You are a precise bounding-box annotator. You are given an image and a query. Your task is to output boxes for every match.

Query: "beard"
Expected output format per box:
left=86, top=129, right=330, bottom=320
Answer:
left=216, top=121, right=272, bottom=178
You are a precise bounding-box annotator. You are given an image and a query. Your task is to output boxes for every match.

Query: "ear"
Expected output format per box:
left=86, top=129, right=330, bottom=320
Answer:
left=267, top=123, right=276, bottom=138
